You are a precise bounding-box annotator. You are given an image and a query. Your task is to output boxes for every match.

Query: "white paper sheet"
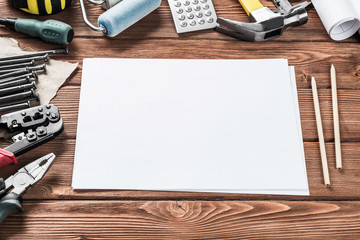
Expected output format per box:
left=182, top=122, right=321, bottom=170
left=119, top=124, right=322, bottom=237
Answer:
left=312, top=0, right=360, bottom=40
left=72, top=58, right=309, bottom=195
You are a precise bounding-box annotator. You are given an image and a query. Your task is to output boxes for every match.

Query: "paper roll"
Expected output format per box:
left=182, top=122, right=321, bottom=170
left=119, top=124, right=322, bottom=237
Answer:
left=312, top=0, right=360, bottom=41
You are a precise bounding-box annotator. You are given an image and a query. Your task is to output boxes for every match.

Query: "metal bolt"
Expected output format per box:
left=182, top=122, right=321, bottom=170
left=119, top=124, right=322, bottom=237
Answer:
left=21, top=111, right=26, bottom=116
left=0, top=47, right=68, bottom=62
left=46, top=104, right=51, bottom=109
left=46, top=112, right=50, bottom=116
left=38, top=107, right=43, bottom=112
left=51, top=113, right=57, bottom=119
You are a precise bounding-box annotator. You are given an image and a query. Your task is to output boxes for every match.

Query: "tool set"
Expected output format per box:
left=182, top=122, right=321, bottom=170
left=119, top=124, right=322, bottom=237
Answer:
left=0, top=153, right=56, bottom=223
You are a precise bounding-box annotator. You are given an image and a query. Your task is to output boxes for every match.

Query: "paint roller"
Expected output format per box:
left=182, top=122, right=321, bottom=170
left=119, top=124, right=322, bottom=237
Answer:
left=80, top=0, right=161, bottom=37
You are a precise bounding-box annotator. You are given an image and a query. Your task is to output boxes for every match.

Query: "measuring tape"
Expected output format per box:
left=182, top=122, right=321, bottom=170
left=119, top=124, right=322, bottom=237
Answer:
left=10, top=0, right=72, bottom=15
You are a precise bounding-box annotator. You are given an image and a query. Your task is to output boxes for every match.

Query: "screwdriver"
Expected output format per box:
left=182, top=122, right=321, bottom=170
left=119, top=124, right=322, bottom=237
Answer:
left=0, top=18, right=74, bottom=45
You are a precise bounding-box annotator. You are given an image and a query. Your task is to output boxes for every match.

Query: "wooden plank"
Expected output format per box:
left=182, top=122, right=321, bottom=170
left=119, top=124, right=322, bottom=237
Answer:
left=1, top=200, right=360, bottom=239
left=6, top=38, right=359, bottom=89
left=0, top=1, right=346, bottom=42
left=0, top=140, right=360, bottom=200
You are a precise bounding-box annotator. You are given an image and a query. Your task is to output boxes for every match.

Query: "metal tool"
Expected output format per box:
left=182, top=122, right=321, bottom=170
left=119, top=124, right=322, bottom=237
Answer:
left=0, top=104, right=63, bottom=168
left=0, top=77, right=31, bottom=90
left=0, top=95, right=39, bottom=108
left=0, top=65, right=46, bottom=76
left=10, top=0, right=72, bottom=15
left=0, top=54, right=48, bottom=67
left=0, top=61, right=35, bottom=71
left=0, top=72, right=38, bottom=85
left=79, top=0, right=161, bottom=37
left=0, top=101, right=31, bottom=113
left=215, top=0, right=312, bottom=41
left=0, top=153, right=56, bottom=224
left=0, top=89, right=37, bottom=105
left=0, top=18, right=73, bottom=45
left=0, top=82, right=36, bottom=97
left=0, top=47, right=67, bottom=62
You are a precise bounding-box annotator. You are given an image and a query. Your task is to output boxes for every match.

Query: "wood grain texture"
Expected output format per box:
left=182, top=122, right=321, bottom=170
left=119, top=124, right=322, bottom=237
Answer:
left=1, top=200, right=360, bottom=239
left=0, top=0, right=360, bottom=238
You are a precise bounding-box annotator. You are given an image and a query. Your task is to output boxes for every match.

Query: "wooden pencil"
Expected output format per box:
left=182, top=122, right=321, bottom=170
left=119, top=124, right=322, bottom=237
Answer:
left=331, top=64, right=342, bottom=169
left=312, top=76, right=330, bottom=186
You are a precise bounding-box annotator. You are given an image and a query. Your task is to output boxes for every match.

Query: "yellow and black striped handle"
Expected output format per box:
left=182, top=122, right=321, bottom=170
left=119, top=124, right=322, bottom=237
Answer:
left=10, top=0, right=72, bottom=15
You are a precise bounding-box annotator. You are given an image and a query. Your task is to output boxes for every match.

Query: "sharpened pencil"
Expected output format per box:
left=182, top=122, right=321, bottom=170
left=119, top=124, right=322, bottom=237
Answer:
left=331, top=64, right=342, bottom=169
left=312, top=76, right=330, bottom=187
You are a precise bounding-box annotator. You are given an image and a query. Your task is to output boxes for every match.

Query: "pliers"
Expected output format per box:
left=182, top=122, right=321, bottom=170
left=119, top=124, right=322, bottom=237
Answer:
left=0, top=153, right=55, bottom=224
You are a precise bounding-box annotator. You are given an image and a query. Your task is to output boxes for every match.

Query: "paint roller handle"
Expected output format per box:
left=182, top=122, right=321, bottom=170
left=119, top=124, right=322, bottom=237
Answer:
left=0, top=18, right=74, bottom=45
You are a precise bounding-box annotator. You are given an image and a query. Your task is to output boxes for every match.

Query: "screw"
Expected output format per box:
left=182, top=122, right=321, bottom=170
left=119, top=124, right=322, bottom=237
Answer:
left=51, top=113, right=57, bottom=119
left=38, top=107, right=43, bottom=112
left=21, top=111, right=26, bottom=116
left=46, top=104, right=51, bottom=109
left=0, top=47, right=68, bottom=62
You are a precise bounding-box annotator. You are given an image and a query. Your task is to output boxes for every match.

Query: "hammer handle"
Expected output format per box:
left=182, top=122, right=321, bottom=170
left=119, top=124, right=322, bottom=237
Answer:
left=238, top=0, right=264, bottom=15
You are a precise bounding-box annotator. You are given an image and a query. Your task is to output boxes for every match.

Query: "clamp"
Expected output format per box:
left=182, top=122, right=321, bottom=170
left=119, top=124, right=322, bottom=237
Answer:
left=215, top=0, right=312, bottom=41
left=0, top=104, right=63, bottom=168
left=0, top=153, right=56, bottom=223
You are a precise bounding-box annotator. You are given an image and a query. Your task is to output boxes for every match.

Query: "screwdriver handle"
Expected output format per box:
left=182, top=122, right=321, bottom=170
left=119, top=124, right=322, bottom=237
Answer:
left=15, top=19, right=74, bottom=45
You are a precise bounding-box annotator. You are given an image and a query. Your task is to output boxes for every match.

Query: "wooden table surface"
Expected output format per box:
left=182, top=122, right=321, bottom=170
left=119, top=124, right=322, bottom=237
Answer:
left=1, top=0, right=360, bottom=239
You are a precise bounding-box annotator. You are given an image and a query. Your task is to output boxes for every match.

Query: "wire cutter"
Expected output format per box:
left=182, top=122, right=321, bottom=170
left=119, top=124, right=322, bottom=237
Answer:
left=0, top=104, right=63, bottom=168
left=0, top=153, right=55, bottom=224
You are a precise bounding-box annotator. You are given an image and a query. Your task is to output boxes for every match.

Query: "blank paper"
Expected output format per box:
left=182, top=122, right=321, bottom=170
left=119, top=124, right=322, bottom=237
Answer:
left=72, top=58, right=309, bottom=195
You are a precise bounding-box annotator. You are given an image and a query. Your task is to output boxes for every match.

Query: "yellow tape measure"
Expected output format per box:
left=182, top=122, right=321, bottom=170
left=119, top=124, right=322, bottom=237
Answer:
left=10, top=0, right=72, bottom=15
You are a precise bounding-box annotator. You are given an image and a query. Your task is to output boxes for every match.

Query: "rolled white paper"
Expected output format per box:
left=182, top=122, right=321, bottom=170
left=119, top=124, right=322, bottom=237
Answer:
left=312, top=0, right=360, bottom=41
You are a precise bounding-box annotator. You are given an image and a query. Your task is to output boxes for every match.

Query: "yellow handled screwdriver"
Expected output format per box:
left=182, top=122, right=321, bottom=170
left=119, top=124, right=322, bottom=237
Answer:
left=10, top=0, right=72, bottom=15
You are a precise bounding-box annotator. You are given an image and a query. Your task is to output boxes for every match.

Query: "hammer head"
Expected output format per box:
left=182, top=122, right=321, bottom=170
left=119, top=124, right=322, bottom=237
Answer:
left=215, top=1, right=311, bottom=42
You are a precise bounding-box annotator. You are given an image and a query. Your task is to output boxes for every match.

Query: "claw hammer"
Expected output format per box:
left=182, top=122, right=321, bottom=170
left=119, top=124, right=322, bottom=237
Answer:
left=216, top=0, right=312, bottom=41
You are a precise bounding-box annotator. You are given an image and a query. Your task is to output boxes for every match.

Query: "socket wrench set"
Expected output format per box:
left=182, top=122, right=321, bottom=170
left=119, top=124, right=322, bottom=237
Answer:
left=0, top=47, right=68, bottom=113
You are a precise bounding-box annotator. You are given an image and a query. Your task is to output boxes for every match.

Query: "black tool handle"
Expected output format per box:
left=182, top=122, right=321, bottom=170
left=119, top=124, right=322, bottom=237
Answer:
left=0, top=198, right=22, bottom=224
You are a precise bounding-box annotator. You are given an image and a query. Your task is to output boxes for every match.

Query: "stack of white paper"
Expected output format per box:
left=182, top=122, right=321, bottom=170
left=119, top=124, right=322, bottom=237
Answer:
left=72, top=58, right=309, bottom=195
